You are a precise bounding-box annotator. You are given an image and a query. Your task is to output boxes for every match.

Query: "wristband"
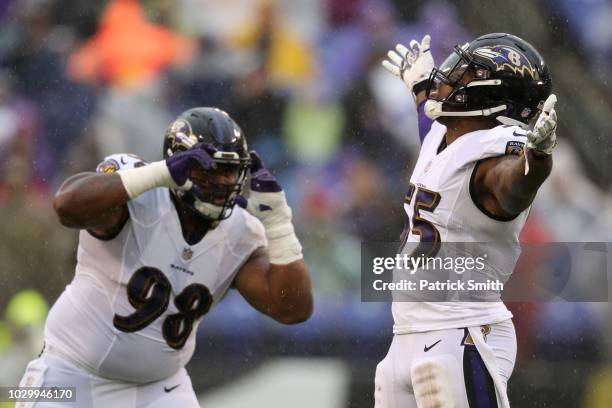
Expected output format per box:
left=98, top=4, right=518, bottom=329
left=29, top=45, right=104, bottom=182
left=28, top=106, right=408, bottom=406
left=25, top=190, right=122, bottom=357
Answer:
left=266, top=221, right=303, bottom=265
left=258, top=202, right=303, bottom=264
left=117, top=161, right=176, bottom=199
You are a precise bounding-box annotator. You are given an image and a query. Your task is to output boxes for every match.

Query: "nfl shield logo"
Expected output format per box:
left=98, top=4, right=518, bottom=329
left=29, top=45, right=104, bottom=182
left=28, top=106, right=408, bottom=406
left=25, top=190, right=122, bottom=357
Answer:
left=182, top=248, right=193, bottom=261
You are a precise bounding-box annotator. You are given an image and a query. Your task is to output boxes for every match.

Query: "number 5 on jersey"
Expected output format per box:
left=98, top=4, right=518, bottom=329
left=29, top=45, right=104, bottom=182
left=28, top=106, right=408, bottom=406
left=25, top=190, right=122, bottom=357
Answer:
left=399, top=183, right=442, bottom=258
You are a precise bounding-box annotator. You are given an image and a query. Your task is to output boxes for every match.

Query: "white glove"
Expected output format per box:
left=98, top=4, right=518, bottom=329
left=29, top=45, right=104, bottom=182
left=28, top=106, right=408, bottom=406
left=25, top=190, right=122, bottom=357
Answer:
left=527, top=94, right=557, bottom=154
left=382, top=34, right=434, bottom=99
left=524, top=94, right=557, bottom=175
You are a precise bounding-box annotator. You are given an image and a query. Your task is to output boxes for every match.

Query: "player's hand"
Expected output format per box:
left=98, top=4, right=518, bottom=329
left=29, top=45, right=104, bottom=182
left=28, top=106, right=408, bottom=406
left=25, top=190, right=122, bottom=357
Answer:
left=236, top=151, right=290, bottom=225
left=237, top=151, right=302, bottom=264
left=165, top=143, right=216, bottom=190
left=526, top=94, right=557, bottom=155
left=382, top=34, right=434, bottom=99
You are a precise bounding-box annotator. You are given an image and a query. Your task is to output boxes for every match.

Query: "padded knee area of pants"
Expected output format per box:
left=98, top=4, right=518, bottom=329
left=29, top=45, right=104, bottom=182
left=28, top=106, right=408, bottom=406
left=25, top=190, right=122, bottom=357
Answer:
left=411, top=355, right=458, bottom=408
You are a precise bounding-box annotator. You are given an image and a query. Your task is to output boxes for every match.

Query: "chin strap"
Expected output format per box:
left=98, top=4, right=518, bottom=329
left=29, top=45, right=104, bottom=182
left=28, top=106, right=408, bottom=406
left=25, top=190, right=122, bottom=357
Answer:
left=192, top=198, right=225, bottom=220
left=172, top=190, right=223, bottom=228
left=424, top=100, right=507, bottom=120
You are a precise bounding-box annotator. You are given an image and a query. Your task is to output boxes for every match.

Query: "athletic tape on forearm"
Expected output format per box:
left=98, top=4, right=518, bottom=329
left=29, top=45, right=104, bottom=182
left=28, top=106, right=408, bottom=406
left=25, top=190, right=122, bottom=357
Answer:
left=246, top=191, right=303, bottom=264
left=117, top=161, right=176, bottom=199
left=265, top=221, right=303, bottom=264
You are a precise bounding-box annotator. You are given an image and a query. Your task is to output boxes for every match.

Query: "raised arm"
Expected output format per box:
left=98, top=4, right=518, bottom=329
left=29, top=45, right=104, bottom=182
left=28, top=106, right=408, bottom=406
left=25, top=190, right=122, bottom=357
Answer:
left=233, top=151, right=313, bottom=324
left=472, top=150, right=552, bottom=217
left=54, top=147, right=218, bottom=237
left=382, top=34, right=434, bottom=142
left=416, top=97, right=433, bottom=142
left=53, top=172, right=130, bottom=236
left=472, top=95, right=558, bottom=217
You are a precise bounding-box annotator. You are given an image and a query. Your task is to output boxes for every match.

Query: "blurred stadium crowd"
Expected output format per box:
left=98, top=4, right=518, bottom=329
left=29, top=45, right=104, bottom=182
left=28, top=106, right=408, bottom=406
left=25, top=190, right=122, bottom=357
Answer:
left=0, top=0, right=611, bottom=407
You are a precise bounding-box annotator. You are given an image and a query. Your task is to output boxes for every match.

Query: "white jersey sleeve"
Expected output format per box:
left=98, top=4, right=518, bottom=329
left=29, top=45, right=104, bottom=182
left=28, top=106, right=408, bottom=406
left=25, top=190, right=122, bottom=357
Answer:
left=44, top=153, right=267, bottom=383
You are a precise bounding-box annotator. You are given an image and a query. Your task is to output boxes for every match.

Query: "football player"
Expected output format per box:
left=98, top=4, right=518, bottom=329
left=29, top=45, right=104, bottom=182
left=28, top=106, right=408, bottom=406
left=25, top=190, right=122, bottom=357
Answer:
left=17, top=107, right=313, bottom=407
left=377, top=33, right=557, bottom=407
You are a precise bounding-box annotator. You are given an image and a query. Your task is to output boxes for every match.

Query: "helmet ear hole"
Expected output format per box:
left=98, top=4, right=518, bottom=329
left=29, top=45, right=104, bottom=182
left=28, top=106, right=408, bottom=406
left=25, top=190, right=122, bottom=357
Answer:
left=475, top=68, right=489, bottom=79
left=454, top=93, right=466, bottom=103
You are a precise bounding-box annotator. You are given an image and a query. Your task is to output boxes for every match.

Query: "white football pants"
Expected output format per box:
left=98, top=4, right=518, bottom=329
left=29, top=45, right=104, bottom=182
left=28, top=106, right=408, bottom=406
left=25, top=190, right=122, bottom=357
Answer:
left=374, top=319, right=516, bottom=408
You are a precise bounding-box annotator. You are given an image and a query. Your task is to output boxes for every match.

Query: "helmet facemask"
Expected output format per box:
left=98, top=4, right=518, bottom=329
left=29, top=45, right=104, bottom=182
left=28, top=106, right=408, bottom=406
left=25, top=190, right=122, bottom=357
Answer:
left=172, top=151, right=251, bottom=226
left=162, top=107, right=252, bottom=227
left=424, top=45, right=508, bottom=122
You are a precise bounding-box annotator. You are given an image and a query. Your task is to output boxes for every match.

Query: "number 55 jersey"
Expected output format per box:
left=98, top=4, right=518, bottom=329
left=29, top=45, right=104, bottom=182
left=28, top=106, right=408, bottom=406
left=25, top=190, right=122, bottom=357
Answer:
left=393, top=122, right=530, bottom=334
left=44, top=154, right=267, bottom=383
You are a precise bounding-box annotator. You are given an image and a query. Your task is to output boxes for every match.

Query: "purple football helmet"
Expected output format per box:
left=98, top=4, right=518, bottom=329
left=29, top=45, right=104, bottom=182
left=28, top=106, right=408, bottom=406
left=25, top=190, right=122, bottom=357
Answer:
left=163, top=107, right=251, bottom=222
left=425, top=33, right=552, bottom=128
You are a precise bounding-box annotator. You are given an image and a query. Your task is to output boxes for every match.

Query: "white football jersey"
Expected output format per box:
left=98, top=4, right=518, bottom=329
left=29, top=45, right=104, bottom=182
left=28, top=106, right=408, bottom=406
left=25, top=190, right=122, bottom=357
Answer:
left=393, top=122, right=529, bottom=334
left=44, top=154, right=267, bottom=383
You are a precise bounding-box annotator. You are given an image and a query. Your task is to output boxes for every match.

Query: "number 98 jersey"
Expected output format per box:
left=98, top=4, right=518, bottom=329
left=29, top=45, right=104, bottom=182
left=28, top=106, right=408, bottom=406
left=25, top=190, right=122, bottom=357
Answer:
left=44, top=154, right=267, bottom=383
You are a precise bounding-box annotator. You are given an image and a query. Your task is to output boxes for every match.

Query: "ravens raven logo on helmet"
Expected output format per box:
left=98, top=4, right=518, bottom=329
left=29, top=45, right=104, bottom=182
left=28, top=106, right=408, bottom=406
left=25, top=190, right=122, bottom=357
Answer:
left=473, top=46, right=537, bottom=79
